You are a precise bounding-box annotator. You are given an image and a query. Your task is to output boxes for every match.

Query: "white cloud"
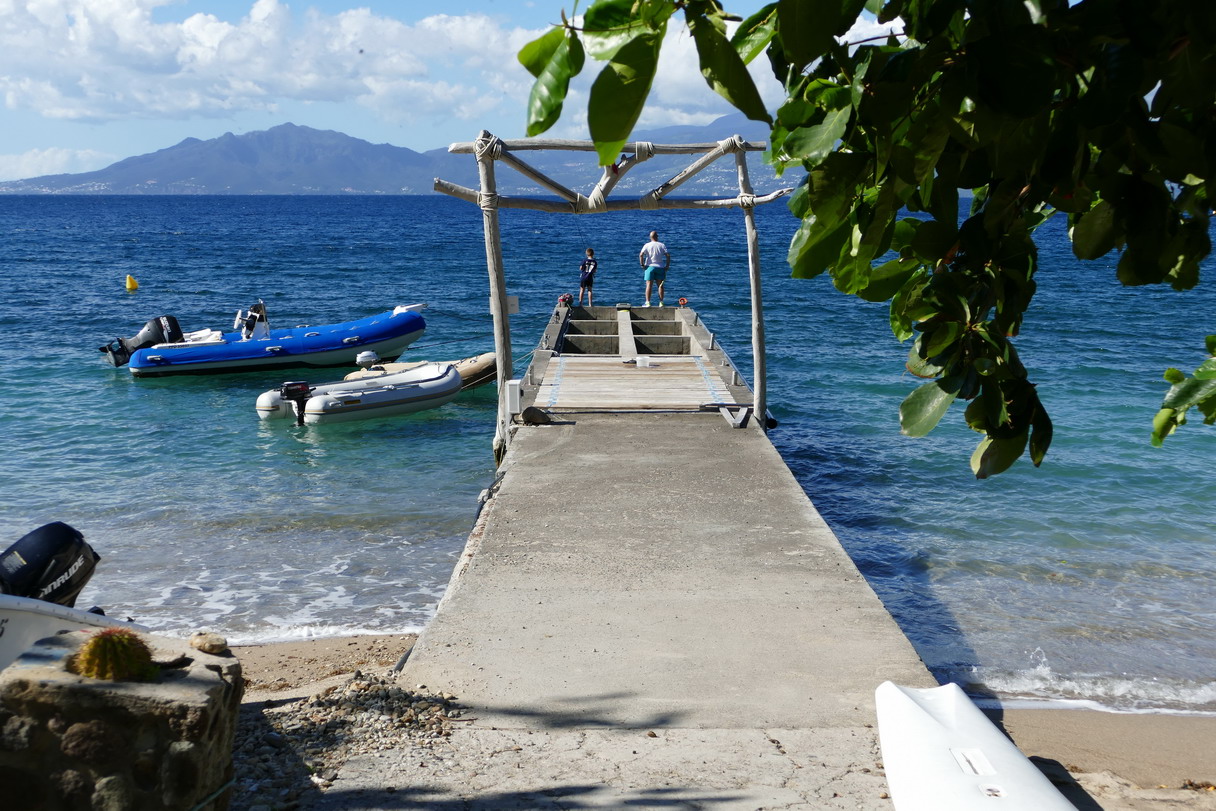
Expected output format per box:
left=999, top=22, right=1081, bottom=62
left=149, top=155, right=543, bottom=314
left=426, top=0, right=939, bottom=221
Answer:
left=0, top=147, right=114, bottom=180
left=0, top=1, right=545, bottom=126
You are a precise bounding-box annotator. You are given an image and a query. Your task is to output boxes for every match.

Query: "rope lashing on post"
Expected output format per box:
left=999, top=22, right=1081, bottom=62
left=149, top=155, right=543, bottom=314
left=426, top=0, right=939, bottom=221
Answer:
left=737, top=194, right=757, bottom=209
left=474, top=134, right=504, bottom=162
left=478, top=192, right=500, bottom=211
left=719, top=134, right=748, bottom=153
left=632, top=141, right=655, bottom=161
left=573, top=186, right=607, bottom=213
left=638, top=190, right=662, bottom=210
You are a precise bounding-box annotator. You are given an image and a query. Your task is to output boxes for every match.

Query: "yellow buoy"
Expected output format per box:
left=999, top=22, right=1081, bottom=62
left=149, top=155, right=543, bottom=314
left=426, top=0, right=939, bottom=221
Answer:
left=125, top=274, right=139, bottom=291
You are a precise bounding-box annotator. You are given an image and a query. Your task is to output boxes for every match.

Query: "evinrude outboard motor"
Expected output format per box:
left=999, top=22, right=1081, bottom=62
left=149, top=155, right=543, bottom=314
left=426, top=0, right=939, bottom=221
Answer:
left=98, top=315, right=184, bottom=367
left=0, top=522, right=99, bottom=608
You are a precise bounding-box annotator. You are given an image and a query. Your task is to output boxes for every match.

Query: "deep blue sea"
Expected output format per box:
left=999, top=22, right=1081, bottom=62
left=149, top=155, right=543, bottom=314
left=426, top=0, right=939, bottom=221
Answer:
left=1, top=195, right=1212, bottom=714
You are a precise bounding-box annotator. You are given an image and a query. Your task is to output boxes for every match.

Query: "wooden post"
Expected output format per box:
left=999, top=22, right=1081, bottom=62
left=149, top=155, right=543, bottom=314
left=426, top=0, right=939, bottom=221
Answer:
left=735, top=148, right=767, bottom=432
left=475, top=131, right=513, bottom=461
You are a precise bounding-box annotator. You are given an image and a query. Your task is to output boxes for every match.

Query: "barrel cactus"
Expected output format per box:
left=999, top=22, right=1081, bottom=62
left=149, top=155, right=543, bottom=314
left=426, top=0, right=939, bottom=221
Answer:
left=68, top=628, right=159, bottom=682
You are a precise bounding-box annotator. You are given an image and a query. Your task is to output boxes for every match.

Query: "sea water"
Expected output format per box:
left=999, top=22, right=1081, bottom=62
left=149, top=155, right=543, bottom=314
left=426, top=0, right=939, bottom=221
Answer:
left=0, top=195, right=1212, bottom=714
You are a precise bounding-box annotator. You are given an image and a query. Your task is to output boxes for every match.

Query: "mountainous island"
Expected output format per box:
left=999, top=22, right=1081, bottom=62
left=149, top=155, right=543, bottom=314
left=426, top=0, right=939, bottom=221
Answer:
left=0, top=115, right=786, bottom=197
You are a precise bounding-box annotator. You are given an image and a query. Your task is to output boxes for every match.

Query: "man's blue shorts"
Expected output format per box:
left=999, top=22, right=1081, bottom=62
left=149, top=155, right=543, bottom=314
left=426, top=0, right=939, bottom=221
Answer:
left=644, top=265, right=667, bottom=282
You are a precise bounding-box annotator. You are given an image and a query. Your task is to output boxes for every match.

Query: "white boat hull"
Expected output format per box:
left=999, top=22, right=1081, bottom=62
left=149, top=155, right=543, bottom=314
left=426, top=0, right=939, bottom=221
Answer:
left=0, top=594, right=145, bottom=671
left=875, top=681, right=1073, bottom=811
left=256, top=362, right=463, bottom=424
left=343, top=351, right=497, bottom=390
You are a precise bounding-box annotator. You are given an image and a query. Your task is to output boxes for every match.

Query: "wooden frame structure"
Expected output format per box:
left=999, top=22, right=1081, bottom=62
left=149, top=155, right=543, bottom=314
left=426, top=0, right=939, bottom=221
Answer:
left=435, top=130, right=793, bottom=458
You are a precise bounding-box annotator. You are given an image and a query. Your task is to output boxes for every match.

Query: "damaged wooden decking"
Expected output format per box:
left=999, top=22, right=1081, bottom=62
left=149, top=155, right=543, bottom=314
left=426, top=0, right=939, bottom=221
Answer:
left=535, top=355, right=733, bottom=411
left=520, top=303, right=758, bottom=425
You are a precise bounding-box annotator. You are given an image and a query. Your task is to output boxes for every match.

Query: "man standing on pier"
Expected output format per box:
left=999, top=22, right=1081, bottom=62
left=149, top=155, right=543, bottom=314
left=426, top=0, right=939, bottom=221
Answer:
left=638, top=230, right=670, bottom=307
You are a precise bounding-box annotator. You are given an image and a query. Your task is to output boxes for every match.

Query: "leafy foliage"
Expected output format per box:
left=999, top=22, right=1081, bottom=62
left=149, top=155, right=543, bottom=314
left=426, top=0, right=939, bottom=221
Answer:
left=521, top=0, right=1216, bottom=476
left=1152, top=335, right=1216, bottom=447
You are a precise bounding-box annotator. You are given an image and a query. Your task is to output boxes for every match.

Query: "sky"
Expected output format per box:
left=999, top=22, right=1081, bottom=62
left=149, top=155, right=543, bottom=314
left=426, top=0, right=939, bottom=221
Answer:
left=0, top=1, right=890, bottom=181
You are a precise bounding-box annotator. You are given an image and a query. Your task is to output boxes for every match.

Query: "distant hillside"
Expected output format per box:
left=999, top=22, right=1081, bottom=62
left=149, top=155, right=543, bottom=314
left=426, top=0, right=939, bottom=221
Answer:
left=0, top=115, right=791, bottom=197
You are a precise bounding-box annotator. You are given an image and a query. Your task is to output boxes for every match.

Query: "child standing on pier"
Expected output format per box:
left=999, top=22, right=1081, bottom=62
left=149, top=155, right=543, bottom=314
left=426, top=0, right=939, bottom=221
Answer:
left=578, top=248, right=598, bottom=306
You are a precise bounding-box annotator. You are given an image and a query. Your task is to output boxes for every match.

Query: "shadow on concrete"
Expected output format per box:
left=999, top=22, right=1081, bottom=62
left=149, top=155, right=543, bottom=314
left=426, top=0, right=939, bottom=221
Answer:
left=231, top=690, right=696, bottom=809
left=306, top=784, right=744, bottom=810
left=400, top=684, right=691, bottom=730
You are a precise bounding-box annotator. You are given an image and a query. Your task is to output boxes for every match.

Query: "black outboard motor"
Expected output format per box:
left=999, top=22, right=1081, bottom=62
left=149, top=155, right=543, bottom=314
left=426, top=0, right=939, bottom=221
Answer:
left=0, top=522, right=99, bottom=608
left=98, top=315, right=185, bottom=367
left=279, top=381, right=314, bottom=426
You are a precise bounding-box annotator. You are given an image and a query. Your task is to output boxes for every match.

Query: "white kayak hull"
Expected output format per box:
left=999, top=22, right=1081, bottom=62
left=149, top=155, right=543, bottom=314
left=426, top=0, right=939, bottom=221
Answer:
left=875, top=681, right=1073, bottom=811
left=256, top=362, right=462, bottom=424
left=0, top=594, right=145, bottom=672
left=343, top=351, right=496, bottom=390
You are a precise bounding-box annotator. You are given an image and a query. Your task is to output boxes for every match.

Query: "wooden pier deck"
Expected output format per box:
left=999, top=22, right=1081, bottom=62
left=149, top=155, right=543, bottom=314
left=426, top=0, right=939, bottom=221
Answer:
left=535, top=354, right=733, bottom=410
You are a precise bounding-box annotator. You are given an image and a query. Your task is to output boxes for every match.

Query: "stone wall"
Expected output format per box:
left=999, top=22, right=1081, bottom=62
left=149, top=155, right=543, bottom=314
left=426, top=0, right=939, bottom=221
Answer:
left=0, top=630, right=243, bottom=810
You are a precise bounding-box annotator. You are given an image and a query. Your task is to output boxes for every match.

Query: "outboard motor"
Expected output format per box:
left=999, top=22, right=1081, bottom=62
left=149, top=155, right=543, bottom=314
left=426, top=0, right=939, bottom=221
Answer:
left=98, top=315, right=184, bottom=367
left=279, top=381, right=314, bottom=426
left=0, top=522, right=99, bottom=608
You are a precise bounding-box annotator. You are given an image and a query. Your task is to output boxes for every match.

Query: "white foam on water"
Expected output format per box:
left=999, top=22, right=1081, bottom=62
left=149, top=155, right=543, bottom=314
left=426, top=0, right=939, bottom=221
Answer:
left=226, top=623, right=430, bottom=647
left=955, top=661, right=1216, bottom=715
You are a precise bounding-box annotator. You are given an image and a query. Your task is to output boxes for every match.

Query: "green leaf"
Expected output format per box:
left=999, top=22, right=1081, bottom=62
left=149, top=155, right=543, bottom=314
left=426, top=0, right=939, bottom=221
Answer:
left=519, top=28, right=563, bottom=79
left=1150, top=407, right=1178, bottom=447
left=890, top=272, right=935, bottom=340
left=689, top=12, right=772, bottom=123
left=583, top=0, right=662, bottom=60
left=1163, top=367, right=1185, bottom=384
left=1161, top=377, right=1216, bottom=411
left=731, top=3, right=778, bottom=64
left=964, top=396, right=988, bottom=432
left=1070, top=200, right=1119, bottom=260
left=910, top=218, right=958, bottom=264
left=787, top=217, right=850, bottom=279
left=1029, top=402, right=1052, bottom=466
left=776, top=0, right=830, bottom=71
left=923, top=320, right=962, bottom=358
left=798, top=152, right=868, bottom=228
left=970, top=431, right=1028, bottom=479
left=1194, top=359, right=1216, bottom=380
left=907, top=342, right=944, bottom=378
left=900, top=379, right=959, bottom=437
left=857, top=257, right=919, bottom=303
left=782, top=107, right=852, bottom=165
left=519, top=28, right=586, bottom=137
left=905, top=99, right=952, bottom=186
left=588, top=33, right=662, bottom=165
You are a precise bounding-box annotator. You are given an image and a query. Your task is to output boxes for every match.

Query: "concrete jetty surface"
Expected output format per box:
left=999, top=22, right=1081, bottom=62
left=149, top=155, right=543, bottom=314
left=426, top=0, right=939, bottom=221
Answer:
left=314, top=307, right=936, bottom=809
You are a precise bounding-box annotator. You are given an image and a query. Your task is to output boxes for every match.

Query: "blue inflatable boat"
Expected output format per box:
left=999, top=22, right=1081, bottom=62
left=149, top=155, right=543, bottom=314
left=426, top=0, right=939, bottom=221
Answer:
left=100, top=301, right=427, bottom=377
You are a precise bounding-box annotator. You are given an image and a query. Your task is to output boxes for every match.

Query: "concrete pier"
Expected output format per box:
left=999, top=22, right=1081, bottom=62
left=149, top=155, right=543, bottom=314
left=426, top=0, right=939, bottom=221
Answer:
left=317, top=305, right=936, bottom=809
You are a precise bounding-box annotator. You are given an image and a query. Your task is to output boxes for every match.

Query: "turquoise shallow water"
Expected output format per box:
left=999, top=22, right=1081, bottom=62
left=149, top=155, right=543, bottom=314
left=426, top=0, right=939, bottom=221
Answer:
left=1, top=194, right=1212, bottom=713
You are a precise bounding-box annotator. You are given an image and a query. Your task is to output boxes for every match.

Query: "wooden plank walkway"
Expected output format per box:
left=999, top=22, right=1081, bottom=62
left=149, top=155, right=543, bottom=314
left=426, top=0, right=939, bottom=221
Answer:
left=535, top=354, right=734, bottom=410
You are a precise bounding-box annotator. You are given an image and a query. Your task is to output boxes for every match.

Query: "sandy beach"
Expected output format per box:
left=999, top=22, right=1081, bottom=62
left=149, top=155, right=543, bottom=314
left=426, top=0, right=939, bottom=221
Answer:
left=231, top=635, right=1216, bottom=810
